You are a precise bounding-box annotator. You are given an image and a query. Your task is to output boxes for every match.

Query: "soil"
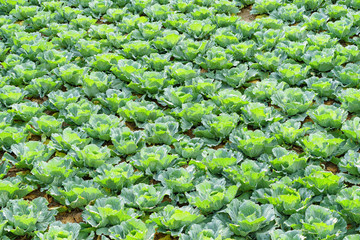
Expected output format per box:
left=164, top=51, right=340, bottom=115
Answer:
left=238, top=5, right=256, bottom=22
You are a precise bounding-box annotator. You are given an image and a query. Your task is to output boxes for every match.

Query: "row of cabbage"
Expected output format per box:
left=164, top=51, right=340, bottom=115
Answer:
left=1, top=0, right=360, bottom=239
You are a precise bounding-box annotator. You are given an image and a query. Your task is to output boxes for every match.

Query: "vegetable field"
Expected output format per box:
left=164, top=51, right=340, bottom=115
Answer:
left=1, top=0, right=360, bottom=239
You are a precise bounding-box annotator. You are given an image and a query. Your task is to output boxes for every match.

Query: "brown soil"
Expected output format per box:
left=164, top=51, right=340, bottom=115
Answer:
left=56, top=209, right=84, bottom=223
left=238, top=5, right=256, bottom=22
left=324, top=162, right=339, bottom=174
left=154, top=232, right=179, bottom=240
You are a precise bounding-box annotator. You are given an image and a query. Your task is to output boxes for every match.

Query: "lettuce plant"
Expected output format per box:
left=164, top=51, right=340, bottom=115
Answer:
left=213, top=27, right=240, bottom=47
left=84, top=24, right=117, bottom=40
left=271, top=88, right=315, bottom=116
left=128, top=145, right=179, bottom=174
left=117, top=14, right=148, bottom=33
left=97, top=89, right=135, bottom=112
left=241, top=102, right=283, bottom=127
left=144, top=116, right=179, bottom=145
left=277, top=41, right=307, bottom=61
left=128, top=71, right=172, bottom=94
left=254, top=50, right=286, bottom=72
left=1, top=197, right=56, bottom=236
left=255, top=29, right=285, bottom=50
left=83, top=114, right=122, bottom=141
left=111, top=60, right=147, bottom=83
left=285, top=205, right=347, bottom=239
left=308, top=104, right=348, bottom=129
left=189, top=77, right=222, bottom=98
left=10, top=61, right=48, bottom=85
left=270, top=120, right=309, bottom=145
left=327, top=17, right=356, bottom=39
left=110, top=127, right=144, bottom=155
left=299, top=131, right=350, bottom=158
left=150, top=205, right=205, bottom=235
left=244, top=78, right=285, bottom=102
left=75, top=39, right=104, bottom=57
left=215, top=64, right=258, bottom=88
left=225, top=199, right=275, bottom=237
left=50, top=127, right=91, bottom=152
left=120, top=183, right=170, bottom=211
left=303, top=11, right=329, bottom=30
left=332, top=63, right=360, bottom=87
left=211, top=89, right=249, bottom=113
left=82, top=197, right=140, bottom=231
left=270, top=147, right=308, bottom=173
left=224, top=160, right=271, bottom=191
left=107, top=218, right=156, bottom=240
left=297, top=165, right=343, bottom=195
left=173, top=137, right=204, bottom=159
left=153, top=30, right=183, bottom=51
left=253, top=181, right=314, bottom=215
left=212, top=13, right=239, bottom=27
left=226, top=40, right=257, bottom=61
left=89, top=53, right=123, bottom=72
left=337, top=88, right=360, bottom=113
left=336, top=44, right=360, bottom=62
left=48, top=88, right=82, bottom=110
left=0, top=126, right=28, bottom=149
left=89, top=0, right=113, bottom=17
left=48, top=177, right=105, bottom=209
left=122, top=40, right=156, bottom=59
left=158, top=86, right=200, bottom=108
left=55, top=29, right=87, bottom=49
left=143, top=53, right=172, bottom=71
left=103, top=8, right=128, bottom=22
left=27, top=115, right=63, bottom=137
left=167, top=62, right=199, bottom=84
left=30, top=156, right=76, bottom=187
left=25, top=76, right=62, bottom=98
left=304, top=77, right=340, bottom=98
left=132, top=22, right=162, bottom=40
left=195, top=46, right=234, bottom=70
left=74, top=144, right=116, bottom=168
left=62, top=99, right=101, bottom=125
left=118, top=100, right=164, bottom=123
left=82, top=72, right=113, bottom=98
left=303, top=49, right=347, bottom=72
left=94, top=163, right=143, bottom=191
left=192, top=148, right=243, bottom=174
left=186, top=178, right=238, bottom=214
left=55, top=64, right=88, bottom=86
left=336, top=186, right=360, bottom=223
left=230, top=127, right=278, bottom=158
left=269, top=230, right=305, bottom=240
left=172, top=39, right=209, bottom=61
left=9, top=5, right=38, bottom=20
left=0, top=176, right=36, bottom=207
left=4, top=141, right=55, bottom=169
left=307, top=33, right=338, bottom=50
left=326, top=4, right=348, bottom=19
left=34, top=221, right=81, bottom=240
left=155, top=166, right=197, bottom=193
left=342, top=117, right=360, bottom=143
left=175, top=101, right=218, bottom=130
left=185, top=19, right=216, bottom=39
left=277, top=63, right=311, bottom=86
left=180, top=218, right=233, bottom=240
left=0, top=112, right=13, bottom=130
left=339, top=150, right=360, bottom=177
left=271, top=4, right=305, bottom=23
left=37, top=49, right=72, bottom=71
left=194, top=113, right=240, bottom=140
left=0, top=85, right=26, bottom=107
